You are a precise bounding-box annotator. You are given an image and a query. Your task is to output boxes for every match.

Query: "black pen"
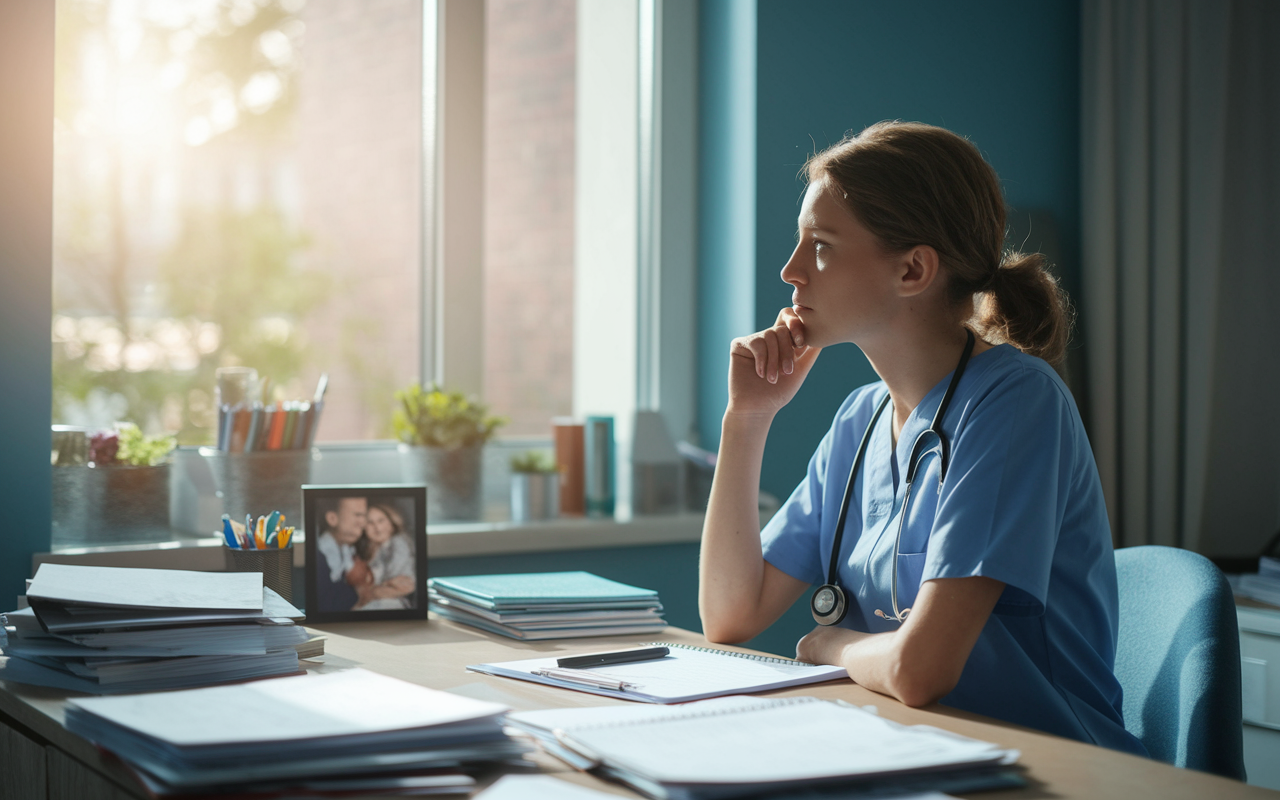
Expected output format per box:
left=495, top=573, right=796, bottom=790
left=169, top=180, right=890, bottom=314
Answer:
left=556, top=646, right=670, bottom=669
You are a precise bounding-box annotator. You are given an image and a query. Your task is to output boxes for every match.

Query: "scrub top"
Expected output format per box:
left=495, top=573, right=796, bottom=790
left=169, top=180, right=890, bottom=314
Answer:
left=761, top=344, right=1147, bottom=756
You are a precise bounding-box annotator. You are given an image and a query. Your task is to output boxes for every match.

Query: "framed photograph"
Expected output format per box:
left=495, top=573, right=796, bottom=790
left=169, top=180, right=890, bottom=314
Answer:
left=303, top=484, right=428, bottom=623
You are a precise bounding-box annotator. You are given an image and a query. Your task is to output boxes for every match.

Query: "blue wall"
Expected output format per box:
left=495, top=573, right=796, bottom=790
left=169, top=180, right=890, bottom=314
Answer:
left=699, top=0, right=1082, bottom=503
left=0, top=4, right=54, bottom=605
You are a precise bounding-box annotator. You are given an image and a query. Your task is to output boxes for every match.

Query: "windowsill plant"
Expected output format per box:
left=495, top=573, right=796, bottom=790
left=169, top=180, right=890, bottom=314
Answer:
left=392, top=383, right=506, bottom=522
left=509, top=450, right=560, bottom=522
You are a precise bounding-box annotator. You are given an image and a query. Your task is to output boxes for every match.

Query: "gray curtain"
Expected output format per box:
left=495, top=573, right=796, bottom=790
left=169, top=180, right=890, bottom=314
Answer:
left=1082, top=0, right=1280, bottom=556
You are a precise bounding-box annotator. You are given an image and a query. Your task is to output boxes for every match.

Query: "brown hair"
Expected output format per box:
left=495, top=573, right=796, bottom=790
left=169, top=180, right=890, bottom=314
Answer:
left=804, top=121, right=1073, bottom=367
left=355, top=502, right=406, bottom=562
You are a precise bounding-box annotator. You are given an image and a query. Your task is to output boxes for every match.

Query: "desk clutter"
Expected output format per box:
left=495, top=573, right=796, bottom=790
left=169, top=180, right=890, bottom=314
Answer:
left=427, top=571, right=667, bottom=640
left=66, top=668, right=528, bottom=797
left=0, top=564, right=319, bottom=694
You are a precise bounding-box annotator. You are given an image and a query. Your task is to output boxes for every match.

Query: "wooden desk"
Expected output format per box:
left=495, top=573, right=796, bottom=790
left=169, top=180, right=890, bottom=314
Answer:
left=0, top=617, right=1273, bottom=799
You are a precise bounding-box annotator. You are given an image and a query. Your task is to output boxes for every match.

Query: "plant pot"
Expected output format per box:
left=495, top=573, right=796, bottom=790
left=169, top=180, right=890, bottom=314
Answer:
left=200, top=448, right=318, bottom=526
left=52, top=463, right=172, bottom=545
left=510, top=472, right=560, bottom=523
left=398, top=443, right=482, bottom=522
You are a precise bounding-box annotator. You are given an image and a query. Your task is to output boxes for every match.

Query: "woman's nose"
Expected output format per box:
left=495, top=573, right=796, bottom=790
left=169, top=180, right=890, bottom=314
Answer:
left=780, top=244, right=806, bottom=285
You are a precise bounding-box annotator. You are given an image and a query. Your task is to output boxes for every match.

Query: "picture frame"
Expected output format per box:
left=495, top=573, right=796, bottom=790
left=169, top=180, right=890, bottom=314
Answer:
left=302, top=484, right=428, bottom=623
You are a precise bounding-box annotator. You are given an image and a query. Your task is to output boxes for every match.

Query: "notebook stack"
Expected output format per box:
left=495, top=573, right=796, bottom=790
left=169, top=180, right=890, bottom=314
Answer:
left=428, top=571, right=666, bottom=640
left=65, top=668, right=530, bottom=797
left=0, top=564, right=315, bottom=694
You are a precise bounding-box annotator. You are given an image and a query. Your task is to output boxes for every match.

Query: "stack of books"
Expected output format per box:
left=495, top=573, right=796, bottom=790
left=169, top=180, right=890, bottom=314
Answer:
left=1234, top=556, right=1280, bottom=608
left=0, top=564, right=318, bottom=694
left=65, top=668, right=529, bottom=796
left=427, top=571, right=666, bottom=640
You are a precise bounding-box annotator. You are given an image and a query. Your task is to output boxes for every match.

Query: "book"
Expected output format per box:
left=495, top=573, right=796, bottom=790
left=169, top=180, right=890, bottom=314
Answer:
left=468, top=641, right=847, bottom=703
left=509, top=695, right=1020, bottom=800
left=65, top=668, right=529, bottom=794
left=429, top=572, right=660, bottom=610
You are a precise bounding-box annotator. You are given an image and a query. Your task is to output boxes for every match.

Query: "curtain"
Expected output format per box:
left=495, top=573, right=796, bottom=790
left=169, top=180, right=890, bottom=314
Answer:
left=1082, top=0, right=1280, bottom=556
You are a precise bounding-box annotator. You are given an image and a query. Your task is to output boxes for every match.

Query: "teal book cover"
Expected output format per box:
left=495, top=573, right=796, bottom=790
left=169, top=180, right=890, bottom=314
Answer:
left=429, top=571, right=658, bottom=607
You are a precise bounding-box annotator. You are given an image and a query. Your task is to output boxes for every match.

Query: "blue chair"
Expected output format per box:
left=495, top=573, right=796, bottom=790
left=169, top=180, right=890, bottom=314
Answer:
left=1114, top=545, right=1246, bottom=779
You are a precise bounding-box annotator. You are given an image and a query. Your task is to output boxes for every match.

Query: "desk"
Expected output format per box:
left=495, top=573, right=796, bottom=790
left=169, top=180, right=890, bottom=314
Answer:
left=0, top=618, right=1272, bottom=800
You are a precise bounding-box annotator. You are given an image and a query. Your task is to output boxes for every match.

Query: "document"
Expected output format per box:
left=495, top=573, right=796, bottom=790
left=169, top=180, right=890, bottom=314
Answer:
left=469, top=641, right=847, bottom=703
left=512, top=695, right=1018, bottom=800
left=28, top=563, right=263, bottom=610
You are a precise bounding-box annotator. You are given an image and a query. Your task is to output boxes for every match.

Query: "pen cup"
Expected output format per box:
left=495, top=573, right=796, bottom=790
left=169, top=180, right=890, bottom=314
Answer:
left=200, top=448, right=318, bottom=527
left=226, top=546, right=294, bottom=603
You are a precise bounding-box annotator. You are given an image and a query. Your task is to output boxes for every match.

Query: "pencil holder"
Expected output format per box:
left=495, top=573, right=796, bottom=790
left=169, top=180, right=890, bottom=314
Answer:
left=200, top=448, right=318, bottom=529
left=225, top=546, right=293, bottom=602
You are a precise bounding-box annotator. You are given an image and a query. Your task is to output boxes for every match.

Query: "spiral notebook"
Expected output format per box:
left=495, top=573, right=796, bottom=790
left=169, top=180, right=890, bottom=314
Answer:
left=507, top=695, right=1021, bottom=800
left=467, top=642, right=847, bottom=703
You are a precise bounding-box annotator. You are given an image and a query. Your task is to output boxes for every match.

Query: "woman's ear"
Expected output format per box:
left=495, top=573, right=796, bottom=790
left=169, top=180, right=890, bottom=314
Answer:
left=897, top=245, right=940, bottom=298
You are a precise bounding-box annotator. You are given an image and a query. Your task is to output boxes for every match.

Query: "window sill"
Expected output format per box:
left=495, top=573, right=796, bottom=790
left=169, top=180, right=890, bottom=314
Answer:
left=34, top=512, right=706, bottom=573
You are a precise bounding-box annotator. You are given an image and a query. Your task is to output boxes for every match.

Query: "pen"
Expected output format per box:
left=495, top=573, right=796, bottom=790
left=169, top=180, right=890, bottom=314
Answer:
left=557, top=646, right=669, bottom=669
left=531, top=667, right=638, bottom=692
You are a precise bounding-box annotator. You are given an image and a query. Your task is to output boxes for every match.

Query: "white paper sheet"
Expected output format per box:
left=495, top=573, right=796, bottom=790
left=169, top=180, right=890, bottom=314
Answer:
left=28, top=564, right=263, bottom=610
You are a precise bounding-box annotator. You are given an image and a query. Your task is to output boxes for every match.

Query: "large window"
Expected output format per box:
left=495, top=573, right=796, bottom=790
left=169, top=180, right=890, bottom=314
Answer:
left=50, top=0, right=696, bottom=546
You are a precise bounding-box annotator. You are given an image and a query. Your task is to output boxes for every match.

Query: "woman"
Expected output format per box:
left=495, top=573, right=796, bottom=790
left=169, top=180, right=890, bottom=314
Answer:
left=699, top=121, right=1146, bottom=755
left=349, top=503, right=416, bottom=610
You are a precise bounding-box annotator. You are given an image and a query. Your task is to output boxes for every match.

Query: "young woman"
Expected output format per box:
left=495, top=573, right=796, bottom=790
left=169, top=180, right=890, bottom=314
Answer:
left=699, top=121, right=1146, bottom=755
left=349, top=503, right=417, bottom=610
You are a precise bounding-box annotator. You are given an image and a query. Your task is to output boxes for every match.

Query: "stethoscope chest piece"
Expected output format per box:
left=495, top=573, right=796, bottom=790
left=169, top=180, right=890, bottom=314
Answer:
left=811, top=583, right=847, bottom=626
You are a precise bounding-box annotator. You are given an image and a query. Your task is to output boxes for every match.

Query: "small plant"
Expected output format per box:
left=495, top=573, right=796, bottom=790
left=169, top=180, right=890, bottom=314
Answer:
left=510, top=450, right=557, bottom=474
left=89, top=424, right=176, bottom=467
left=392, top=383, right=507, bottom=449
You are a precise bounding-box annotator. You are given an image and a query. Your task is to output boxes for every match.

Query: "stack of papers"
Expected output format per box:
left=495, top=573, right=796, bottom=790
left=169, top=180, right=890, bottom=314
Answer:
left=0, top=564, right=315, bottom=694
left=65, top=668, right=529, bottom=796
left=428, top=572, right=666, bottom=640
left=507, top=695, right=1022, bottom=800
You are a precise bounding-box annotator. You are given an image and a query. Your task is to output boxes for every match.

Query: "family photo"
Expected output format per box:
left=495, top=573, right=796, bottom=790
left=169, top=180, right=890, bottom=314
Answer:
left=305, top=485, right=428, bottom=621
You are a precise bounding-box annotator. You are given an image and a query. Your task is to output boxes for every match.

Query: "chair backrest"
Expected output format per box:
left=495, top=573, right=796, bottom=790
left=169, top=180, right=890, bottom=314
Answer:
left=1114, top=545, right=1245, bottom=779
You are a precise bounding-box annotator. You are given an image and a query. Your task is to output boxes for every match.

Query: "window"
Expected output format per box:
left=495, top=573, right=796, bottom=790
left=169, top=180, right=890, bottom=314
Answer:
left=53, top=0, right=424, bottom=444
left=49, top=0, right=697, bottom=547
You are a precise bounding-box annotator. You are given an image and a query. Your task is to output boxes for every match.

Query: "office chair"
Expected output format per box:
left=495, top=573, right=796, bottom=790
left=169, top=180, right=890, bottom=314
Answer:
left=1114, top=545, right=1246, bottom=780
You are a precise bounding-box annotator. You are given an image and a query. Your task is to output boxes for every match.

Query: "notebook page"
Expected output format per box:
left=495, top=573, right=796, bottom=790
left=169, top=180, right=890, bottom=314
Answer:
left=471, top=645, right=847, bottom=703
left=562, top=700, right=1009, bottom=785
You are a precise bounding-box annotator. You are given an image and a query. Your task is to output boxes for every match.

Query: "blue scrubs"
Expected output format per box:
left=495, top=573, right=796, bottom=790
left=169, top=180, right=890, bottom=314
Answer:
left=761, top=344, right=1147, bottom=755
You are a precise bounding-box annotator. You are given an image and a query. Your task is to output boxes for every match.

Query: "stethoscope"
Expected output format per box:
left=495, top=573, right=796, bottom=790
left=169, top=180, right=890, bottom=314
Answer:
left=810, top=329, right=975, bottom=627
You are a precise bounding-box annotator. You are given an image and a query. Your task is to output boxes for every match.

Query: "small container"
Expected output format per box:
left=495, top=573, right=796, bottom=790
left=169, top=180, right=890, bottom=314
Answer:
left=226, top=546, right=293, bottom=603
left=200, top=448, right=317, bottom=526
left=510, top=472, right=560, bottom=523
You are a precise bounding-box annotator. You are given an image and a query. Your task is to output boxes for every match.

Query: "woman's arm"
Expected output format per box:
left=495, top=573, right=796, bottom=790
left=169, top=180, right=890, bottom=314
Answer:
left=699, top=310, right=820, bottom=643
left=796, top=575, right=1004, bottom=707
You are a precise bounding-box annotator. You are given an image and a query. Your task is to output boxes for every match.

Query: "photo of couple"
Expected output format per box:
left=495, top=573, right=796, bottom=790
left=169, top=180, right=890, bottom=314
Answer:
left=313, top=494, right=419, bottom=614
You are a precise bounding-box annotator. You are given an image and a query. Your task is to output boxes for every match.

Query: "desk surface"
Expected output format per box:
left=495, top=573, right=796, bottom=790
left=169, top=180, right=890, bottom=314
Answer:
left=1, top=616, right=1273, bottom=799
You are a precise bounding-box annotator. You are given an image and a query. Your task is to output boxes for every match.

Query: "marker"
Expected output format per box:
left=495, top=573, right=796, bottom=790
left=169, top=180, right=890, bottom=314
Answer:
left=221, top=515, right=238, bottom=549
left=556, top=646, right=670, bottom=669
left=531, top=667, right=638, bottom=692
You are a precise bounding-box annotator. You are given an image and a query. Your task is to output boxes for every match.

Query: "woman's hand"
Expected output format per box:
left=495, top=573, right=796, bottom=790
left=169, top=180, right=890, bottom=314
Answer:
left=727, top=308, right=821, bottom=419
left=345, top=558, right=373, bottom=587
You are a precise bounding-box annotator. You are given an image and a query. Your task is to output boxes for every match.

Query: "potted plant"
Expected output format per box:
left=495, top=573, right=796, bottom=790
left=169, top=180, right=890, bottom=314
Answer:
left=509, top=450, right=560, bottom=523
left=393, top=383, right=506, bottom=521
left=52, top=423, right=176, bottom=545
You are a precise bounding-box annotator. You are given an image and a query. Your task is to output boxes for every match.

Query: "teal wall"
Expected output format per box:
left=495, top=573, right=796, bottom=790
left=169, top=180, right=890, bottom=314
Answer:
left=699, top=0, right=1082, bottom=501
left=0, top=4, right=54, bottom=605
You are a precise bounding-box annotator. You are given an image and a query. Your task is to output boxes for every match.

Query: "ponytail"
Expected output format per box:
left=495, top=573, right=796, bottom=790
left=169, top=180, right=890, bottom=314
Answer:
left=974, top=251, right=1073, bottom=368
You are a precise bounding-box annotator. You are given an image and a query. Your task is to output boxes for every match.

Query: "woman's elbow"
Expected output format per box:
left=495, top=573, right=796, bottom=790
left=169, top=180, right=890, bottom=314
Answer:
left=698, top=609, right=758, bottom=645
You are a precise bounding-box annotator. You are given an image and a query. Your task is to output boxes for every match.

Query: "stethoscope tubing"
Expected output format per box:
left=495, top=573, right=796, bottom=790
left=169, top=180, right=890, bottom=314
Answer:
left=814, top=330, right=976, bottom=626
